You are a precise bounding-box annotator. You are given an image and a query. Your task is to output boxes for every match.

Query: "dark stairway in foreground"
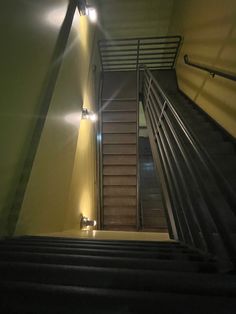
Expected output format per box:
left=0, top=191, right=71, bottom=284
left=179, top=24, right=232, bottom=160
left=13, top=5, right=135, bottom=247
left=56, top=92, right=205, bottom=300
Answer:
left=1, top=236, right=236, bottom=313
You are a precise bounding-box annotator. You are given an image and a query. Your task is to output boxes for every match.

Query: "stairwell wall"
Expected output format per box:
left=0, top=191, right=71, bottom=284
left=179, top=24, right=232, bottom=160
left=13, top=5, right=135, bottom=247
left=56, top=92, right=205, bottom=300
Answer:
left=0, top=0, right=70, bottom=236
left=15, top=2, right=100, bottom=236
left=0, top=0, right=99, bottom=236
left=168, top=0, right=236, bottom=138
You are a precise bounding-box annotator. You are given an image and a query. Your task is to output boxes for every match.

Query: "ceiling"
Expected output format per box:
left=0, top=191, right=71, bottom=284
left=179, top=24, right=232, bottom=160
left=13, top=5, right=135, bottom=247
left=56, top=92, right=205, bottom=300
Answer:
left=97, top=0, right=174, bottom=39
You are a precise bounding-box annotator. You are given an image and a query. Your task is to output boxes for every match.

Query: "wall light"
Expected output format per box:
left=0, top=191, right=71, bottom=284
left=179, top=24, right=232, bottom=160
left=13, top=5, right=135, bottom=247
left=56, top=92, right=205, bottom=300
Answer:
left=78, top=0, right=97, bottom=23
left=82, top=108, right=97, bottom=122
left=80, top=215, right=97, bottom=230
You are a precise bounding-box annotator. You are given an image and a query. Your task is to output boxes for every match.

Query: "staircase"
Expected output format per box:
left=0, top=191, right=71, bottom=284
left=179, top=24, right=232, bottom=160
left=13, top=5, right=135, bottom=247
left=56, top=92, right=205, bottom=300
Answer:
left=142, top=67, right=236, bottom=263
left=153, top=70, right=236, bottom=192
left=1, top=236, right=236, bottom=313
left=100, top=71, right=138, bottom=230
left=139, top=137, right=168, bottom=232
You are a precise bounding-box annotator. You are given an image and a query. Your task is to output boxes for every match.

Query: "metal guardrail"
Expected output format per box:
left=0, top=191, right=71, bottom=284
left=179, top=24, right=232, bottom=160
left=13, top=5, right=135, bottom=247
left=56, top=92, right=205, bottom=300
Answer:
left=141, top=65, right=236, bottom=267
left=184, top=54, right=236, bottom=82
left=98, top=36, right=181, bottom=72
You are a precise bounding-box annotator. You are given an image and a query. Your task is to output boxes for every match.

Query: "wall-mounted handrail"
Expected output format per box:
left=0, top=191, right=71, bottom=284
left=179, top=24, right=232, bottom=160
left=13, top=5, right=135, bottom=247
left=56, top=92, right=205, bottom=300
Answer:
left=141, top=65, right=236, bottom=267
left=184, top=54, right=236, bottom=82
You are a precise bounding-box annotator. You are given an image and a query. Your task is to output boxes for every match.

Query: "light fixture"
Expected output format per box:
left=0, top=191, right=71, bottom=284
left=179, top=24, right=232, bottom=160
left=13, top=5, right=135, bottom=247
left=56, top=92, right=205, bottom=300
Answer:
left=82, top=108, right=97, bottom=122
left=80, top=215, right=97, bottom=230
left=78, top=0, right=97, bottom=23
left=86, top=6, right=97, bottom=22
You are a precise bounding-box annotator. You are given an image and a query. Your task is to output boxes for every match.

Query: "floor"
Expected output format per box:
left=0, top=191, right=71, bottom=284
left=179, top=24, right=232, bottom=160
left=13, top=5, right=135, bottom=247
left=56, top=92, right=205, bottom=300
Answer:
left=39, top=229, right=171, bottom=242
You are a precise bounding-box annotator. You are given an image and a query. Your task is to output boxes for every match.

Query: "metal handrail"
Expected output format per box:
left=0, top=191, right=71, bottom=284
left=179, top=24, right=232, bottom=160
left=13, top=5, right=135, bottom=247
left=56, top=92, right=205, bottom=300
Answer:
left=141, top=65, right=236, bottom=266
left=143, top=66, right=236, bottom=206
left=184, top=54, right=236, bottom=82
left=98, top=36, right=181, bottom=71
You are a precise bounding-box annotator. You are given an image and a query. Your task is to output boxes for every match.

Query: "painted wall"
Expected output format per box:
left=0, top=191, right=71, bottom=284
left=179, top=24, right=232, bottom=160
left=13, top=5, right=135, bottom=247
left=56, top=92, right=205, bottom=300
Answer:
left=168, top=0, right=236, bottom=137
left=0, top=0, right=68, bottom=236
left=15, top=3, right=100, bottom=235
left=98, top=0, right=174, bottom=38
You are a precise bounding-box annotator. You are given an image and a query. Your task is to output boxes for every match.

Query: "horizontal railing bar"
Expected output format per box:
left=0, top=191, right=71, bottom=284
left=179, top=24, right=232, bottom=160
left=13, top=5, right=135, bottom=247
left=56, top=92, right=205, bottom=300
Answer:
left=101, top=52, right=176, bottom=58
left=101, top=47, right=178, bottom=53
left=100, top=41, right=181, bottom=48
left=102, top=56, right=174, bottom=62
left=103, top=68, right=136, bottom=71
left=100, top=42, right=179, bottom=48
left=103, top=66, right=172, bottom=71
left=99, top=35, right=181, bottom=44
left=102, top=61, right=173, bottom=66
left=140, top=41, right=180, bottom=46
left=184, top=54, right=236, bottom=82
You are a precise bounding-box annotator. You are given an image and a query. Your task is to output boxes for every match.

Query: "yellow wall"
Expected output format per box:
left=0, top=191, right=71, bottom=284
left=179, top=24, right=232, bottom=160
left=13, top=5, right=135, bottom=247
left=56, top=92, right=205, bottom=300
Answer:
left=14, top=3, right=99, bottom=235
left=169, top=0, right=236, bottom=137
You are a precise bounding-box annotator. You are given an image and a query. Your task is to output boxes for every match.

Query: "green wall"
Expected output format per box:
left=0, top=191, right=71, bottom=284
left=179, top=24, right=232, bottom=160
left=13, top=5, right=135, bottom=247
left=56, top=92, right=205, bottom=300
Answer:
left=0, top=0, right=69, bottom=236
left=169, top=0, right=236, bottom=137
left=15, top=3, right=99, bottom=235
left=0, top=0, right=100, bottom=236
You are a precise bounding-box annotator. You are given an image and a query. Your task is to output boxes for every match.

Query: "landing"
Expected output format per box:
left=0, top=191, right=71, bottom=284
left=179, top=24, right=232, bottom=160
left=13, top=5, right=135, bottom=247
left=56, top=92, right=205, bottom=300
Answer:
left=38, top=230, right=171, bottom=242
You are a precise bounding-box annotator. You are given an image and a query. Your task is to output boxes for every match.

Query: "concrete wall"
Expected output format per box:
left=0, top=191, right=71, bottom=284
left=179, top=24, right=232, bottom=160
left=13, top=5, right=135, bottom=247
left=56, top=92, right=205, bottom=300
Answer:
left=169, top=0, right=236, bottom=137
left=0, top=0, right=99, bottom=236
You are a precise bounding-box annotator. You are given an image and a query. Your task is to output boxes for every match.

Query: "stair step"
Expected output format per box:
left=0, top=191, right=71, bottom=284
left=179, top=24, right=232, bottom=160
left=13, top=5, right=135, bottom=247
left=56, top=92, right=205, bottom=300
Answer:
left=104, top=206, right=137, bottom=216
left=102, top=100, right=137, bottom=112
left=103, top=196, right=136, bottom=206
left=2, top=280, right=236, bottom=314
left=0, top=261, right=235, bottom=295
left=19, top=236, right=180, bottom=247
left=0, top=244, right=205, bottom=260
left=102, top=71, right=137, bottom=99
left=141, top=193, right=163, bottom=201
left=0, top=241, right=193, bottom=255
left=103, top=225, right=137, bottom=231
left=102, top=112, right=136, bottom=122
left=103, top=155, right=136, bottom=165
left=212, top=155, right=236, bottom=172
left=103, top=176, right=136, bottom=186
left=103, top=122, right=136, bottom=133
left=103, top=165, right=136, bottom=175
left=103, top=133, right=136, bottom=144
left=2, top=238, right=195, bottom=253
left=103, top=186, right=136, bottom=196
left=141, top=199, right=163, bottom=208
left=207, top=142, right=235, bottom=154
left=0, top=251, right=217, bottom=273
left=104, top=215, right=137, bottom=225
left=103, top=144, right=136, bottom=155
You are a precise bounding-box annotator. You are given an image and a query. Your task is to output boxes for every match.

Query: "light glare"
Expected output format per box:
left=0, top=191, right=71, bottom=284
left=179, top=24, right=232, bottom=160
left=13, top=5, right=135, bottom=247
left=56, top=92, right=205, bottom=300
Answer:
left=65, top=112, right=81, bottom=126
left=90, top=113, right=97, bottom=122
left=88, top=7, right=97, bottom=23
